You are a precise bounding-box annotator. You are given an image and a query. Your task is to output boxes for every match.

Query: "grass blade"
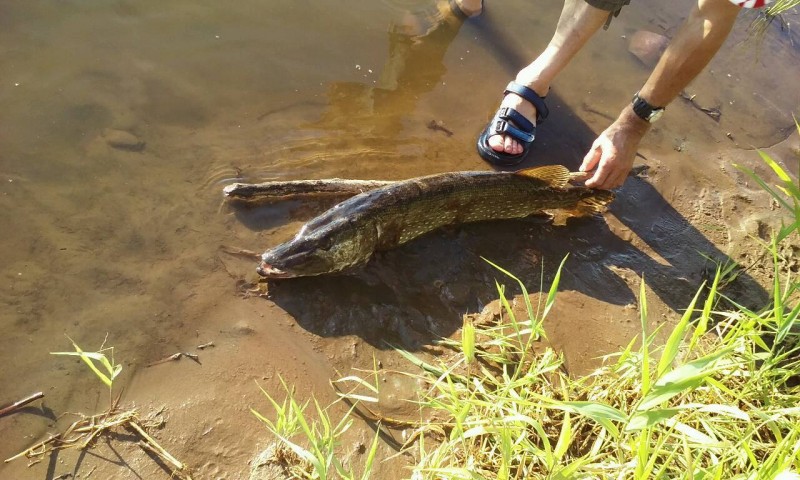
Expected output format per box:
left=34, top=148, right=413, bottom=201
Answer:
left=551, top=400, right=625, bottom=438
left=462, top=315, right=476, bottom=365
left=553, top=411, right=572, bottom=465
left=543, top=255, right=568, bottom=321
left=639, top=277, right=651, bottom=396
left=637, top=347, right=731, bottom=410
left=625, top=408, right=682, bottom=432
left=657, top=285, right=703, bottom=378
left=51, top=339, right=116, bottom=389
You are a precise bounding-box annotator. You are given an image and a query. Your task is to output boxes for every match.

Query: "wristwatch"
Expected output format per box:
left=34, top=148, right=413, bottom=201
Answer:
left=631, top=92, right=665, bottom=123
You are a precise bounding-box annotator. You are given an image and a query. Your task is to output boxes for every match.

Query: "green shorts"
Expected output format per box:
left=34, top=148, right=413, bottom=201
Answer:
left=584, top=0, right=631, bottom=28
left=584, top=0, right=631, bottom=12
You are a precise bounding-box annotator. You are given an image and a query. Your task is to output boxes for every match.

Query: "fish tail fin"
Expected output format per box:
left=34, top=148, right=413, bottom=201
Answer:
left=515, top=165, right=571, bottom=188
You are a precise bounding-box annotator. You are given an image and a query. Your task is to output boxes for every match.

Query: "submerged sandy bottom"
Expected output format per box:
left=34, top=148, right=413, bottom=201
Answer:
left=1, top=0, right=798, bottom=478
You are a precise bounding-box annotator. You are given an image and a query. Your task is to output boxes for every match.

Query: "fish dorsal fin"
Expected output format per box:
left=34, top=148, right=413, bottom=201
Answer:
left=514, top=165, right=572, bottom=188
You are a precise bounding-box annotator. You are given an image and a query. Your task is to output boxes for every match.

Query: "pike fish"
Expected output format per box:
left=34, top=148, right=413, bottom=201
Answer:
left=257, top=165, right=614, bottom=278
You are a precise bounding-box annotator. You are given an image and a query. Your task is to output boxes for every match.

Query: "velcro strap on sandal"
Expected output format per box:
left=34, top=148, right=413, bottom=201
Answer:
left=497, top=107, right=533, bottom=133
left=504, top=81, right=549, bottom=123
left=490, top=117, right=535, bottom=144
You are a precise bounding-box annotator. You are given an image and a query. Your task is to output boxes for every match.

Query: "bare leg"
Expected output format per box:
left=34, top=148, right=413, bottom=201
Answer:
left=489, top=0, right=608, bottom=155
left=638, top=0, right=739, bottom=106
left=580, top=0, right=740, bottom=189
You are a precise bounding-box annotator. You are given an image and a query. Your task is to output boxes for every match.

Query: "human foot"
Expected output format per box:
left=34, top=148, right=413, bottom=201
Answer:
left=477, top=82, right=549, bottom=166
left=487, top=91, right=539, bottom=156
left=449, top=0, right=483, bottom=18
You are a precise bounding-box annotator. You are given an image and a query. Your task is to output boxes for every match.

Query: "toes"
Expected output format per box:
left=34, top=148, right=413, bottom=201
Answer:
left=504, top=137, right=521, bottom=155
left=488, top=134, right=505, bottom=152
left=488, top=134, right=522, bottom=154
left=504, top=135, right=514, bottom=154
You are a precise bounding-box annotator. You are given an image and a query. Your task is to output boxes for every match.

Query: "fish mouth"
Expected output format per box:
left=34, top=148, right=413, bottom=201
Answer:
left=256, top=261, right=292, bottom=278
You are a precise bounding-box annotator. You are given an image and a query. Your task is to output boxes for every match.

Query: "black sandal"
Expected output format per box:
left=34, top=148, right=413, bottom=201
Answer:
left=477, top=81, right=549, bottom=166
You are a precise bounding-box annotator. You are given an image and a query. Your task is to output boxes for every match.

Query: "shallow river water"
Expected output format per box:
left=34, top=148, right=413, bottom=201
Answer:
left=1, top=0, right=799, bottom=478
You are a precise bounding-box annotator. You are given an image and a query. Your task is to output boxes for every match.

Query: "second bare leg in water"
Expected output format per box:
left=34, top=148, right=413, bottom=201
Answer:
left=451, top=0, right=484, bottom=17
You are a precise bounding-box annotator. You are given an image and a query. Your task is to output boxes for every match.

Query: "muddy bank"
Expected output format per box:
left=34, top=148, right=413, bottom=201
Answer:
left=1, top=0, right=799, bottom=478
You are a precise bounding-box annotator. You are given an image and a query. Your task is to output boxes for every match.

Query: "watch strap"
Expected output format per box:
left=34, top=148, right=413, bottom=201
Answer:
left=632, top=92, right=664, bottom=122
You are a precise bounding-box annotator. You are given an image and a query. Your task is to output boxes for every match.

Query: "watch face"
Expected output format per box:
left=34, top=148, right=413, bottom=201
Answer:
left=648, top=109, right=664, bottom=123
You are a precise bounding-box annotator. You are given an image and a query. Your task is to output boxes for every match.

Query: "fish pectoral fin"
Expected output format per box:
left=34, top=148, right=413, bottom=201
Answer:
left=514, top=165, right=572, bottom=188
left=553, top=190, right=616, bottom=224
left=573, top=190, right=615, bottom=215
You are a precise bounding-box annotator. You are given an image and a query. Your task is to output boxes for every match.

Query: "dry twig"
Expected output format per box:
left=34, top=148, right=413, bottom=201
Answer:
left=218, top=245, right=261, bottom=260
left=0, top=392, right=44, bottom=417
left=223, top=178, right=395, bottom=203
left=129, top=420, right=192, bottom=478
left=679, top=91, right=722, bottom=122
left=147, top=351, right=205, bottom=367
left=146, top=352, right=183, bottom=367
left=5, top=405, right=193, bottom=479
left=226, top=172, right=592, bottom=205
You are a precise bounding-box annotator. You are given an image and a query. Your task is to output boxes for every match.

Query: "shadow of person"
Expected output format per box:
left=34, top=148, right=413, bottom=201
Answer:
left=305, top=3, right=469, bottom=142
left=246, top=4, right=769, bottom=351
left=613, top=175, right=769, bottom=309
left=262, top=170, right=769, bottom=351
left=233, top=5, right=476, bottom=230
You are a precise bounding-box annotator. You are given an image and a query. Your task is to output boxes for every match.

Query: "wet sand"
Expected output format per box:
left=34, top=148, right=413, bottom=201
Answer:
left=1, top=0, right=798, bottom=478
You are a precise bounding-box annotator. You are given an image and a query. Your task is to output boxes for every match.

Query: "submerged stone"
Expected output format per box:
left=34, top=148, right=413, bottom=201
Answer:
left=104, top=129, right=145, bottom=152
left=628, top=30, right=669, bottom=68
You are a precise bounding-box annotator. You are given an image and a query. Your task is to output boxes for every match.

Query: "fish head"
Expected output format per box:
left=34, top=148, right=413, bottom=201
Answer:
left=257, top=218, right=375, bottom=278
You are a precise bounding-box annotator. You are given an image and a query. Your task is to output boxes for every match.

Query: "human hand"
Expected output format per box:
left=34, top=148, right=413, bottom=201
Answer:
left=579, top=107, right=650, bottom=189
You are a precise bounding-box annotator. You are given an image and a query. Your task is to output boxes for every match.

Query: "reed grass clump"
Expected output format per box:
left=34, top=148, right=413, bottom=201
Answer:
left=253, top=125, right=800, bottom=479
left=255, top=258, right=800, bottom=478
left=396, top=267, right=799, bottom=479
left=6, top=336, right=193, bottom=479
left=749, top=0, right=800, bottom=44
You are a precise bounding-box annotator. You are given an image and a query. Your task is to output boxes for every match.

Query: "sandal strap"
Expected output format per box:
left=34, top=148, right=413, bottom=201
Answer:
left=504, top=81, right=549, bottom=123
left=488, top=107, right=535, bottom=144
left=497, top=106, right=533, bottom=133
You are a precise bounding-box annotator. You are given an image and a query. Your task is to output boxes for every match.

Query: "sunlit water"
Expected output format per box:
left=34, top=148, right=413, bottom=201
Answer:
left=1, top=0, right=798, bottom=476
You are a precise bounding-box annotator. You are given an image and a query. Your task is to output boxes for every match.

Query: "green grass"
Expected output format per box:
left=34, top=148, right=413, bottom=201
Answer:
left=251, top=376, right=381, bottom=480
left=8, top=337, right=193, bottom=479
left=749, top=1, right=800, bottom=47
left=51, top=335, right=122, bottom=405
left=253, top=125, right=800, bottom=479
left=254, top=260, right=800, bottom=478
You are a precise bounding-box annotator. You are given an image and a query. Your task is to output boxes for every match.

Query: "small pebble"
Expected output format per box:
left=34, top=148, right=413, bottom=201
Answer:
left=103, top=129, right=145, bottom=152
left=628, top=30, right=669, bottom=68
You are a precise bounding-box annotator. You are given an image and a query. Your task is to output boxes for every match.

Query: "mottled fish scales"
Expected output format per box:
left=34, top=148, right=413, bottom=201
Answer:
left=258, top=165, right=614, bottom=278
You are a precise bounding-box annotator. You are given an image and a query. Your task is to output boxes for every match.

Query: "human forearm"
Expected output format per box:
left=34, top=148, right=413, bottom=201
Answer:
left=580, top=0, right=743, bottom=190
left=639, top=0, right=740, bottom=107
left=579, top=0, right=741, bottom=189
